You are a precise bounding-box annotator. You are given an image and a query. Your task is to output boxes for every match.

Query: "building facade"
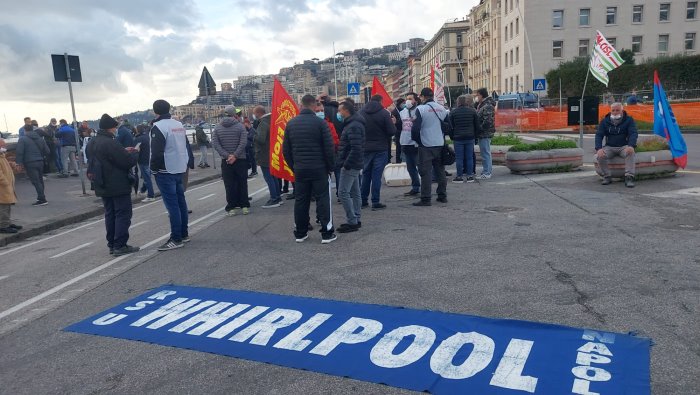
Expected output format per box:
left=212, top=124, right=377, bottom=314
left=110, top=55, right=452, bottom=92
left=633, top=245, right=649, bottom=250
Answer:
left=502, top=0, right=699, bottom=95
left=465, top=0, right=502, bottom=94
left=418, top=19, right=471, bottom=91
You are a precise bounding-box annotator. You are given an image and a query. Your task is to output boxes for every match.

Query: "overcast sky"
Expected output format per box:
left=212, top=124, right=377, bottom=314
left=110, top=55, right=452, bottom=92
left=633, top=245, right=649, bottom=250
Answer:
left=0, top=0, right=477, bottom=129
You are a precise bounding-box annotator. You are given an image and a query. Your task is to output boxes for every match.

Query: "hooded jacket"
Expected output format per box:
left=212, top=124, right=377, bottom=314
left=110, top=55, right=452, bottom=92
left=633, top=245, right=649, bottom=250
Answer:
left=253, top=114, right=272, bottom=167
left=337, top=113, right=365, bottom=170
left=282, top=108, right=335, bottom=173
left=449, top=105, right=481, bottom=141
left=595, top=111, right=638, bottom=150
left=359, top=100, right=396, bottom=153
left=476, top=96, right=497, bottom=138
left=86, top=130, right=138, bottom=197
left=15, top=130, right=50, bottom=165
left=212, top=117, right=247, bottom=160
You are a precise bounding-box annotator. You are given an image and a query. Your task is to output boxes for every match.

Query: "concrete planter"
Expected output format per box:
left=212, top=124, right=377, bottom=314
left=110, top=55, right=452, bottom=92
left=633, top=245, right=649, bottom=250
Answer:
left=506, top=148, right=584, bottom=174
left=594, top=150, right=678, bottom=178
left=475, top=145, right=512, bottom=165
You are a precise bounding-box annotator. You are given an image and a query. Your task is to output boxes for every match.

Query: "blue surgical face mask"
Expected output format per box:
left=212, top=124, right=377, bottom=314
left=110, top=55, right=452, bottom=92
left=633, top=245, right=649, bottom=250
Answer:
left=252, top=114, right=257, bottom=121
left=336, top=113, right=344, bottom=122
left=316, top=111, right=325, bottom=120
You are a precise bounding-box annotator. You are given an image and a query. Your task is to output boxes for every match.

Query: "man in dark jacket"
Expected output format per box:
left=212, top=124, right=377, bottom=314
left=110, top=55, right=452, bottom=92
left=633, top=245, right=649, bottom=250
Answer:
left=244, top=117, right=258, bottom=177
left=360, top=94, right=396, bottom=210
left=336, top=101, right=365, bottom=233
left=87, top=114, right=140, bottom=256
left=15, top=126, right=50, bottom=205
left=195, top=123, right=210, bottom=168
left=283, top=94, right=336, bottom=244
left=252, top=106, right=282, bottom=208
left=116, top=119, right=135, bottom=148
left=475, top=88, right=496, bottom=179
left=595, top=102, right=639, bottom=188
left=44, top=118, right=61, bottom=173
left=134, top=124, right=154, bottom=201
left=449, top=95, right=481, bottom=183
left=212, top=106, right=249, bottom=215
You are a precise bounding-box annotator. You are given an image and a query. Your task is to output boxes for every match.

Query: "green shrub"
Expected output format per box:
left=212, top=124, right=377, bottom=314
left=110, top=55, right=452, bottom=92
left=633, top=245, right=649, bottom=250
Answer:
left=636, top=138, right=669, bottom=152
left=491, top=133, right=522, bottom=145
left=508, top=139, right=578, bottom=152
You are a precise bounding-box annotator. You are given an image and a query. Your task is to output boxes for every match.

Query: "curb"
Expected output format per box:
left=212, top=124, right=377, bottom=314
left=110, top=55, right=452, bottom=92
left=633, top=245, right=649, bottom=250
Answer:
left=0, top=173, right=222, bottom=248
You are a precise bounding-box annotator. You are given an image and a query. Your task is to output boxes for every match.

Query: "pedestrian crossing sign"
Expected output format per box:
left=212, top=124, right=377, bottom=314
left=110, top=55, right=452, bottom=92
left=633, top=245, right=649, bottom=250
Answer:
left=347, top=82, right=360, bottom=96
left=533, top=78, right=546, bottom=91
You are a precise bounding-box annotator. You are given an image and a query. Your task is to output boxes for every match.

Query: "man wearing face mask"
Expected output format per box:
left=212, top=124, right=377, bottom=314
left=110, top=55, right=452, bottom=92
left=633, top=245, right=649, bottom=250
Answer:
left=391, top=98, right=404, bottom=164
left=399, top=92, right=421, bottom=196
left=595, top=102, right=638, bottom=188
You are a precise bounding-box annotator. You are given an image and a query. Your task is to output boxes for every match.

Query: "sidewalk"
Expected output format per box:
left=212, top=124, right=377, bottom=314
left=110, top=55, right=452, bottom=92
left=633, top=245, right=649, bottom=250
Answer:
left=1, top=152, right=222, bottom=247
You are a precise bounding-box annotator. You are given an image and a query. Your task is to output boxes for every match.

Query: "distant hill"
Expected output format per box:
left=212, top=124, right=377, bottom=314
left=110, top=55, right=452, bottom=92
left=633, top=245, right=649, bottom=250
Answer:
left=85, top=109, right=155, bottom=130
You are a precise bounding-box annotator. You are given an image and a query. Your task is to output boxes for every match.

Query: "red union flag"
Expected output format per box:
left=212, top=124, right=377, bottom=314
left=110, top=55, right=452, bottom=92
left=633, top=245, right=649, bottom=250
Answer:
left=270, top=79, right=298, bottom=182
left=371, top=76, right=392, bottom=108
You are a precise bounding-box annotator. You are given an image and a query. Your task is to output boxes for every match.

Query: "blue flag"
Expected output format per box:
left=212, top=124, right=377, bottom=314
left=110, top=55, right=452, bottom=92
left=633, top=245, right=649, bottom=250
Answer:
left=653, top=71, right=688, bottom=168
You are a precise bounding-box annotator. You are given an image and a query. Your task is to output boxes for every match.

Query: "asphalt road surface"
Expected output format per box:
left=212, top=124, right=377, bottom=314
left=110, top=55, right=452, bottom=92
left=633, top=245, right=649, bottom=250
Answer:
left=0, top=152, right=698, bottom=393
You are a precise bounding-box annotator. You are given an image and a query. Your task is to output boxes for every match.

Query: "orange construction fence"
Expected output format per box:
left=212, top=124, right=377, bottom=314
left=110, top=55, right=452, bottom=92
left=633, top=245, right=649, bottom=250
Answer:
left=496, top=103, right=700, bottom=131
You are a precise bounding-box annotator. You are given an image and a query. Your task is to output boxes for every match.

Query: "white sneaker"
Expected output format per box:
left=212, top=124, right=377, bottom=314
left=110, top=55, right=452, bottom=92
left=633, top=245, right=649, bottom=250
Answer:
left=226, top=208, right=239, bottom=216
left=142, top=197, right=156, bottom=203
left=478, top=174, right=492, bottom=180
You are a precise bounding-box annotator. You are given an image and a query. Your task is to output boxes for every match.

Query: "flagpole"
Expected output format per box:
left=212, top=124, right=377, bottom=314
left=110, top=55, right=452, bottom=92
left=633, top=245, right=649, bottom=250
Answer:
left=579, top=46, right=593, bottom=148
left=332, top=42, right=338, bottom=101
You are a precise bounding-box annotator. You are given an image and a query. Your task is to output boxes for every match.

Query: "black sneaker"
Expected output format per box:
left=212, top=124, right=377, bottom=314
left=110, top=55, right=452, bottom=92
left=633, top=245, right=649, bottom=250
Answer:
left=286, top=193, right=296, bottom=200
left=295, top=233, right=309, bottom=243
left=338, top=223, right=359, bottom=233
left=413, top=200, right=432, bottom=207
left=445, top=171, right=452, bottom=176
left=0, top=227, right=18, bottom=234
left=70, top=173, right=79, bottom=177
left=404, top=190, right=419, bottom=196
left=32, top=200, right=48, bottom=206
left=601, top=177, right=612, bottom=185
left=371, top=203, right=386, bottom=211
left=452, top=176, right=464, bottom=183
left=466, top=177, right=476, bottom=183
left=321, top=233, right=338, bottom=244
left=182, top=236, right=191, bottom=243
left=625, top=175, right=635, bottom=188
left=9, top=224, right=23, bottom=230
left=262, top=199, right=282, bottom=209
left=158, top=239, right=183, bottom=251
left=361, top=202, right=369, bottom=208
left=437, top=197, right=448, bottom=203
left=112, top=245, right=140, bottom=256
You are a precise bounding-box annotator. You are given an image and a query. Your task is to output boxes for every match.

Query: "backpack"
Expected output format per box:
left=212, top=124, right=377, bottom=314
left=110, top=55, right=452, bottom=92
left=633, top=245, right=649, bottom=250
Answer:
left=427, top=103, right=453, bottom=135
left=86, top=153, right=104, bottom=188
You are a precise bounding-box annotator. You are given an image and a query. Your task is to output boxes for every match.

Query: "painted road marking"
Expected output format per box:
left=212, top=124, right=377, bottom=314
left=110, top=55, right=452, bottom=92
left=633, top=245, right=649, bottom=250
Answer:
left=519, top=135, right=544, bottom=142
left=198, top=193, right=216, bottom=201
left=0, top=180, right=223, bottom=257
left=494, top=171, right=596, bottom=185
left=50, top=242, right=94, bottom=259
left=130, top=220, right=149, bottom=229
left=0, top=275, right=9, bottom=281
left=0, top=187, right=268, bottom=322
left=645, top=187, right=700, bottom=198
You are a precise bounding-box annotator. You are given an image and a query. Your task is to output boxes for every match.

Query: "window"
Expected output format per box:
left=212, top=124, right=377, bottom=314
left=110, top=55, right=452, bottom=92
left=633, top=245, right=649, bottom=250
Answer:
left=660, top=3, right=671, bottom=21
left=553, top=10, right=564, bottom=28
left=552, top=40, right=563, bottom=58
left=516, top=75, right=520, bottom=92
left=633, top=5, right=644, bottom=23
left=658, top=34, right=669, bottom=52
left=632, top=36, right=643, bottom=53
left=457, top=49, right=463, bottom=60
left=688, top=2, right=698, bottom=19
left=457, top=34, right=463, bottom=44
left=510, top=49, right=514, bottom=66
left=505, top=51, right=509, bottom=67
left=457, top=71, right=463, bottom=83
left=579, top=39, right=590, bottom=57
left=686, top=32, right=697, bottom=50
left=505, top=25, right=508, bottom=41
left=607, top=7, right=617, bottom=24
left=516, top=46, right=520, bottom=64
left=516, top=18, right=519, bottom=34
left=510, top=77, right=514, bottom=92
left=579, top=8, right=590, bottom=26
left=510, top=22, right=514, bottom=39
left=608, top=37, right=617, bottom=48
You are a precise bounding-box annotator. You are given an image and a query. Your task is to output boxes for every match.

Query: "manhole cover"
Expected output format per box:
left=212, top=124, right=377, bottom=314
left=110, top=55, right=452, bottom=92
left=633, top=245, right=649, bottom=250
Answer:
left=484, top=206, right=523, bottom=213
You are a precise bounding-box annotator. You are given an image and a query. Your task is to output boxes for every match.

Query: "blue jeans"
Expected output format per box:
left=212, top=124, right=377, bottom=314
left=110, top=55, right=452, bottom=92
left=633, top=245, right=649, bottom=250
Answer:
left=361, top=151, right=388, bottom=205
left=401, top=145, right=420, bottom=192
left=138, top=164, right=154, bottom=198
left=154, top=173, right=188, bottom=241
left=454, top=139, right=475, bottom=177
left=54, top=145, right=63, bottom=173
left=339, top=168, right=361, bottom=225
left=479, top=138, right=492, bottom=175
left=261, top=166, right=280, bottom=201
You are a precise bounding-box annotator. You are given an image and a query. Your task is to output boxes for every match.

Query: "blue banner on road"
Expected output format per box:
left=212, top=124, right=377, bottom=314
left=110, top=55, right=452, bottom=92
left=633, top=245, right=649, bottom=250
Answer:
left=66, top=285, right=650, bottom=394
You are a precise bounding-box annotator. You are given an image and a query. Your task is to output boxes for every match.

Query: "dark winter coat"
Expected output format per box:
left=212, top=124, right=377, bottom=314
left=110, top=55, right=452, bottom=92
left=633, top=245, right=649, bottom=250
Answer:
left=254, top=114, right=272, bottom=167
left=15, top=130, right=50, bottom=165
left=449, top=105, right=481, bottom=141
left=134, top=132, right=150, bottom=165
left=337, top=113, right=365, bottom=170
left=57, top=125, right=77, bottom=147
left=195, top=126, right=209, bottom=146
left=116, top=125, right=135, bottom=147
left=86, top=130, right=138, bottom=197
left=323, top=101, right=344, bottom=134
left=595, top=111, right=639, bottom=150
left=282, top=108, right=335, bottom=173
left=359, top=100, right=396, bottom=153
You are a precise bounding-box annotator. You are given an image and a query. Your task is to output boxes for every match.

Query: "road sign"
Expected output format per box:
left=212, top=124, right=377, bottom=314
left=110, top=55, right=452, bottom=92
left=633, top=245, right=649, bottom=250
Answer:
left=51, top=54, right=82, bottom=82
left=533, top=78, right=546, bottom=91
left=347, top=82, right=360, bottom=96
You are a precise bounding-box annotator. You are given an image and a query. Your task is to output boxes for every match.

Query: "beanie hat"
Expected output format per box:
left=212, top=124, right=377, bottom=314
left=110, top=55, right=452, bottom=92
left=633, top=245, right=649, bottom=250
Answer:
left=153, top=99, right=171, bottom=115
left=223, top=106, right=236, bottom=116
left=420, top=87, right=434, bottom=98
left=99, top=114, right=119, bottom=130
